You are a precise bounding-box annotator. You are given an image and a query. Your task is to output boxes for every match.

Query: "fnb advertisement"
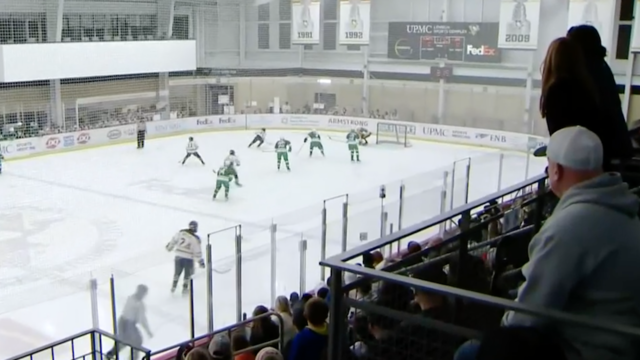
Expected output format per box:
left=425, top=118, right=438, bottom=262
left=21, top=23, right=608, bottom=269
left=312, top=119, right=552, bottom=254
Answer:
left=387, top=22, right=501, bottom=64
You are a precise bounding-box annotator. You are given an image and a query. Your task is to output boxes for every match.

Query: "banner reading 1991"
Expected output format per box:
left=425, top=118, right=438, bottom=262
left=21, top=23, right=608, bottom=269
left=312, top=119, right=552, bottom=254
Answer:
left=339, top=0, right=371, bottom=45
left=567, top=0, right=615, bottom=53
left=497, top=0, right=541, bottom=50
left=292, top=0, right=321, bottom=45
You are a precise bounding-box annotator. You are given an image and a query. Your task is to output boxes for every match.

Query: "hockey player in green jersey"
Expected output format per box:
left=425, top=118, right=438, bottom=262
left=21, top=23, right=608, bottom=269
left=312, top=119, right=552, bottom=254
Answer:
left=346, top=129, right=361, bottom=162
left=212, top=165, right=232, bottom=200
left=357, top=127, right=372, bottom=145
left=275, top=137, right=292, bottom=171
left=303, top=129, right=325, bottom=157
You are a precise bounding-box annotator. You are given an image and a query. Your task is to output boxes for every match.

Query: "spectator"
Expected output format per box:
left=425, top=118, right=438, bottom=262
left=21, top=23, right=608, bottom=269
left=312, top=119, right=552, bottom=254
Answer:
left=187, top=347, right=213, bottom=360
left=539, top=37, right=610, bottom=167
left=362, top=252, right=375, bottom=268
left=249, top=306, right=280, bottom=354
left=209, top=334, right=232, bottom=360
left=292, top=294, right=312, bottom=331
left=287, top=298, right=329, bottom=360
left=316, top=287, right=329, bottom=300
left=288, top=292, right=299, bottom=308
left=504, top=126, right=640, bottom=360
left=256, top=347, right=284, bottom=360
left=567, top=25, right=633, bottom=163
left=232, top=332, right=255, bottom=360
left=272, top=295, right=297, bottom=344
left=402, top=241, right=423, bottom=267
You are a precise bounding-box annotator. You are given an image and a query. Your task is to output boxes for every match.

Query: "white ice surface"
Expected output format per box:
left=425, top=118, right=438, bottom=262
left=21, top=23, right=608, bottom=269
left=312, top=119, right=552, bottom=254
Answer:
left=0, top=130, right=547, bottom=359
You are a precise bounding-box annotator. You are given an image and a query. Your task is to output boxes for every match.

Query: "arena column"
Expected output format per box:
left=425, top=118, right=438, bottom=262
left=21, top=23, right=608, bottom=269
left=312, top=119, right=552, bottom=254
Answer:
left=47, top=0, right=65, bottom=128
left=156, top=0, right=175, bottom=120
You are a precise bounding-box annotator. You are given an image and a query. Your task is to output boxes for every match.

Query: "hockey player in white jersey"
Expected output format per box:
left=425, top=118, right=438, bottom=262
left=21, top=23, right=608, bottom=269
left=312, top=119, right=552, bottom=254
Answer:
left=248, top=128, right=266, bottom=148
left=166, top=220, right=205, bottom=295
left=224, top=149, right=242, bottom=186
left=181, top=137, right=205, bottom=165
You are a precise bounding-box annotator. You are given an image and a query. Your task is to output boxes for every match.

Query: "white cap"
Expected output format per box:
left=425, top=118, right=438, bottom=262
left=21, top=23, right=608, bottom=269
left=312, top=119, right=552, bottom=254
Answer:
left=547, top=126, right=603, bottom=171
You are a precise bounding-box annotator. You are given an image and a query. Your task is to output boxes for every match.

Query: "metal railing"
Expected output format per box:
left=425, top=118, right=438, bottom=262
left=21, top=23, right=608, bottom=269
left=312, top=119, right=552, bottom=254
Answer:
left=320, top=173, right=640, bottom=359
left=150, top=311, right=285, bottom=360
left=7, top=328, right=151, bottom=360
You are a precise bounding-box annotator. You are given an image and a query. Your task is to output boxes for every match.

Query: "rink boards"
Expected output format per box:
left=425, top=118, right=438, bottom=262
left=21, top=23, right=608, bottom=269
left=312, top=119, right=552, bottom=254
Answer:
left=0, top=114, right=548, bottom=161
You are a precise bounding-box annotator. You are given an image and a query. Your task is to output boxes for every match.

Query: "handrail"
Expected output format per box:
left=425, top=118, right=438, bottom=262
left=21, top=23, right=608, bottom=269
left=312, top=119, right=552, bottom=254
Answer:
left=151, top=311, right=285, bottom=358
left=324, top=260, right=640, bottom=339
left=7, top=328, right=151, bottom=360
left=329, top=173, right=546, bottom=263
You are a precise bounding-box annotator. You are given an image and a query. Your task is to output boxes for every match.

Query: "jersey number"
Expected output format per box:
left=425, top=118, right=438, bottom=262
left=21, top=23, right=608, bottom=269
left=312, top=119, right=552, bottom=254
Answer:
left=179, top=238, right=192, bottom=250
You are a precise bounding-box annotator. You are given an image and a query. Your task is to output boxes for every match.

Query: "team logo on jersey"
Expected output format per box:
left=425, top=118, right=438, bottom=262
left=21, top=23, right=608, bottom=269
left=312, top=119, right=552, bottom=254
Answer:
left=77, top=133, right=90, bottom=145
left=0, top=205, right=120, bottom=311
left=45, top=137, right=60, bottom=149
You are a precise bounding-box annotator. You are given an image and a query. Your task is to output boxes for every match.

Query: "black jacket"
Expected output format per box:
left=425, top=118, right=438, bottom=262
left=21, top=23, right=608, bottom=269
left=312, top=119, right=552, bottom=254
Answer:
left=543, top=77, right=625, bottom=165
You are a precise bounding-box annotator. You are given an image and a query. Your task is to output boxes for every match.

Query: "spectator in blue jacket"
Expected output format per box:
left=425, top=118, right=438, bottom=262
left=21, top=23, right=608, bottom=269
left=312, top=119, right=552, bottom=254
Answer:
left=287, top=297, right=329, bottom=360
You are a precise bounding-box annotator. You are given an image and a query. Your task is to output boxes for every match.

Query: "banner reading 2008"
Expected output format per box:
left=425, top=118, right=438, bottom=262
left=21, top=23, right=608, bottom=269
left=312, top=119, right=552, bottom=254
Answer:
left=339, top=0, right=371, bottom=45
left=567, top=0, right=615, bottom=53
left=292, top=0, right=321, bottom=44
left=497, top=0, right=541, bottom=50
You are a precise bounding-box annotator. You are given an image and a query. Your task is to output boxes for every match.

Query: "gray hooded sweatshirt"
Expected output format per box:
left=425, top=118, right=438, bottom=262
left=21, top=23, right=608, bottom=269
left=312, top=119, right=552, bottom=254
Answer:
left=503, top=173, right=640, bottom=360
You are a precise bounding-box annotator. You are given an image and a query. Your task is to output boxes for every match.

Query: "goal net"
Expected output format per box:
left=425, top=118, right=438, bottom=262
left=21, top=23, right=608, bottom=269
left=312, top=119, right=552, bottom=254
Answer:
left=375, top=122, right=412, bottom=147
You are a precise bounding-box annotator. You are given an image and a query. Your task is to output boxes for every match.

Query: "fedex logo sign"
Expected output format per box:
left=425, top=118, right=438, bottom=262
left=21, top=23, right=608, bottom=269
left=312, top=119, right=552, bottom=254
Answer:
left=466, top=45, right=496, bottom=56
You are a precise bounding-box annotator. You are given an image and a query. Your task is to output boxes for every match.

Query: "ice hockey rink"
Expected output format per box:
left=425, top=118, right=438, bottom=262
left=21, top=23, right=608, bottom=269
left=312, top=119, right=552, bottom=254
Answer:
left=0, top=130, right=548, bottom=358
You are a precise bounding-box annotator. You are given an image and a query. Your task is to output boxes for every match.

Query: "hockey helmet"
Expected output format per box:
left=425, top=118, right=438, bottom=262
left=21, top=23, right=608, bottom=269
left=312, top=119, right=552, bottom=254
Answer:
left=189, top=220, right=198, bottom=232
left=262, top=128, right=266, bottom=132
left=280, top=136, right=285, bottom=140
left=189, top=136, right=194, bottom=141
left=229, top=149, right=235, bottom=155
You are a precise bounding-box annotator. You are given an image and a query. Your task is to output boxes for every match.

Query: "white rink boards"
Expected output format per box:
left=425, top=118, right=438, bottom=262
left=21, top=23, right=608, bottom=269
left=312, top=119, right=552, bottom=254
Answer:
left=0, top=130, right=547, bottom=358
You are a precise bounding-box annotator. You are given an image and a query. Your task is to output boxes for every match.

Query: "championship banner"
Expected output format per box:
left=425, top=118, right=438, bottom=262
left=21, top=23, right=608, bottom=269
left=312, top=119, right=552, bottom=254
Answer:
left=387, top=22, right=501, bottom=64
left=339, top=0, right=371, bottom=45
left=292, top=0, right=320, bottom=44
left=567, top=0, right=615, bottom=53
left=497, top=0, right=541, bottom=50
left=630, top=0, right=640, bottom=51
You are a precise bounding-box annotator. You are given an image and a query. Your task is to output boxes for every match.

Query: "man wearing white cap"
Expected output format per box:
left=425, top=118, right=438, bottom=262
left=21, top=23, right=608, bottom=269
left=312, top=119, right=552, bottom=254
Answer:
left=503, top=126, right=640, bottom=360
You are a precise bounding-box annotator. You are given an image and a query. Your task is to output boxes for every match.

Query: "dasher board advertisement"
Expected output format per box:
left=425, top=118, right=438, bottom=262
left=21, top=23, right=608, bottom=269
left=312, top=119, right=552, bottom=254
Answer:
left=497, top=0, right=541, bottom=50
left=567, top=0, right=615, bottom=53
left=630, top=0, right=640, bottom=51
left=292, top=0, right=321, bottom=44
left=339, top=0, right=371, bottom=45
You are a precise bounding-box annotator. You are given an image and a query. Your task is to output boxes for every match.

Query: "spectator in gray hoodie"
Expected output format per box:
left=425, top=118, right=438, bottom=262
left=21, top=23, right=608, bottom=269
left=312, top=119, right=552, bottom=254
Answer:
left=503, top=126, right=640, bottom=360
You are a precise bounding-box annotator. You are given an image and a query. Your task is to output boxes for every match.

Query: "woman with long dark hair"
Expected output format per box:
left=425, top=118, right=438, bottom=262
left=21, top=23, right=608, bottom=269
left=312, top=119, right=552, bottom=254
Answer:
left=249, top=305, right=280, bottom=355
left=540, top=37, right=619, bottom=167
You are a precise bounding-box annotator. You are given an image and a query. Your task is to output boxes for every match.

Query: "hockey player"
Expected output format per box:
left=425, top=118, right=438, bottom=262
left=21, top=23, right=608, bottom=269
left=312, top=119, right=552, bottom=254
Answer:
left=165, top=221, right=204, bottom=295
left=357, top=127, right=372, bottom=146
left=248, top=128, right=266, bottom=148
left=0, top=152, right=4, bottom=174
left=182, top=137, right=205, bottom=165
left=105, top=284, right=152, bottom=360
left=224, top=150, right=242, bottom=186
left=304, top=129, right=325, bottom=157
left=213, top=165, right=232, bottom=200
left=346, top=129, right=361, bottom=162
left=275, top=137, right=292, bottom=171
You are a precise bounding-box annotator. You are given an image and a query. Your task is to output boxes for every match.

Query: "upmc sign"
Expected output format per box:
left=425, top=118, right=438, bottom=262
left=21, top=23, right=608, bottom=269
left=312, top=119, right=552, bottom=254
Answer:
left=387, top=22, right=501, bottom=64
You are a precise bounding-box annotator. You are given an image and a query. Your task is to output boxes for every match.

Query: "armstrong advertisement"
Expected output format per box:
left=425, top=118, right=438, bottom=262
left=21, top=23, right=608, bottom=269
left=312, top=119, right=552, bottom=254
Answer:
left=387, top=22, right=501, bottom=63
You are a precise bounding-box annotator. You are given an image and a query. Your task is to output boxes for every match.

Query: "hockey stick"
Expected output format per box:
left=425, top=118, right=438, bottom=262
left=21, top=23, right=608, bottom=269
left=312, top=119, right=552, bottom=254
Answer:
left=296, top=143, right=306, bottom=155
left=327, top=135, right=347, bottom=143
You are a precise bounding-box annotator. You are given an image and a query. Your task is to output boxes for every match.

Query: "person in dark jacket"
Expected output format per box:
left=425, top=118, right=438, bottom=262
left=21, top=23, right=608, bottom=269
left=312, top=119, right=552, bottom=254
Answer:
left=249, top=305, right=280, bottom=355
left=539, top=37, right=617, bottom=164
left=567, top=25, right=632, bottom=163
left=288, top=298, right=329, bottom=360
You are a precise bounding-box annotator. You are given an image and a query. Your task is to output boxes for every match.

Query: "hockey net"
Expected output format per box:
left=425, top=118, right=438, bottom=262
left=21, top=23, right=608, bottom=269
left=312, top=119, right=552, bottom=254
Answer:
left=375, top=122, right=413, bottom=147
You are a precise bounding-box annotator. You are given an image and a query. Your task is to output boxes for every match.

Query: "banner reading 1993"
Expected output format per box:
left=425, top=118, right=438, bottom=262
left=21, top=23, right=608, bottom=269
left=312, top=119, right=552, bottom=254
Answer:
left=339, top=0, right=371, bottom=45
left=567, top=0, right=614, bottom=53
left=497, top=0, right=541, bottom=50
left=292, top=0, right=321, bottom=45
